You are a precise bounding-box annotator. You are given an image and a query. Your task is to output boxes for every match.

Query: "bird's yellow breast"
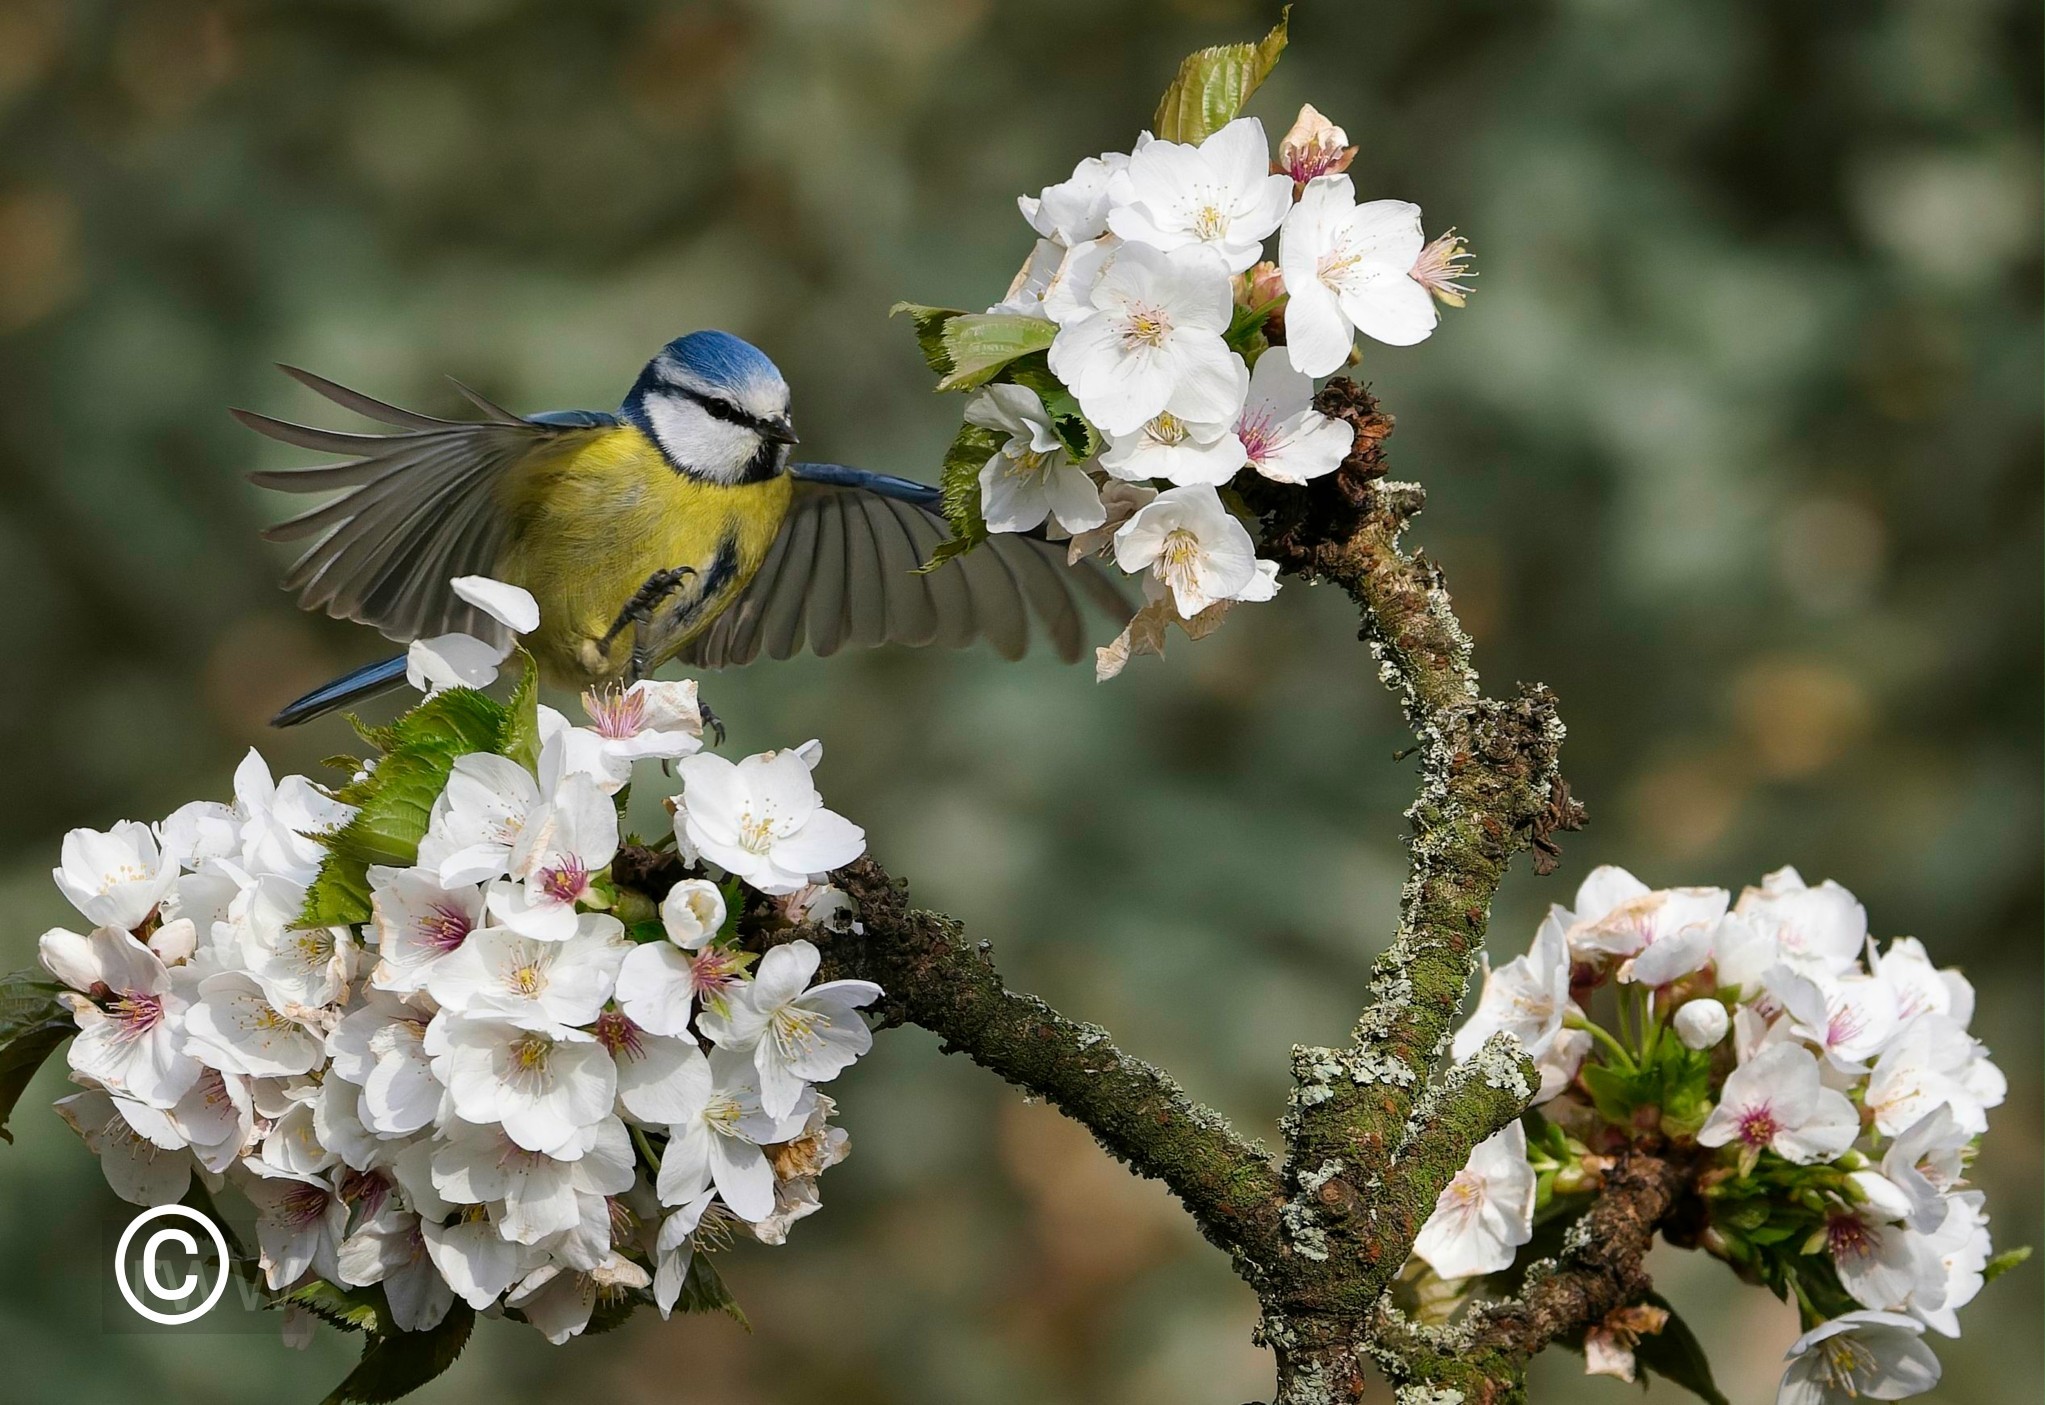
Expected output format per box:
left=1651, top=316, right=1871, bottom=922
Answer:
left=489, top=425, right=793, bottom=687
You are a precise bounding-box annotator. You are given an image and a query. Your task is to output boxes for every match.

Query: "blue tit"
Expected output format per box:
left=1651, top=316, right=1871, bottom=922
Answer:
left=240, top=330, right=1128, bottom=726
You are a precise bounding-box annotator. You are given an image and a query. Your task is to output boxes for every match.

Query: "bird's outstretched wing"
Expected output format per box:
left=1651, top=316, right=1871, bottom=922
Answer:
left=236, top=367, right=612, bottom=647
left=683, top=463, right=1131, bottom=668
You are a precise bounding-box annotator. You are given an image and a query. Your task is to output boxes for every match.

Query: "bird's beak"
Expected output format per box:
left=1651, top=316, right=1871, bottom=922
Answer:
left=764, top=415, right=800, bottom=446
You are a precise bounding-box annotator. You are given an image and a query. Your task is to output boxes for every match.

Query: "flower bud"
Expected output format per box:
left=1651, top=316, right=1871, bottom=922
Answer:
left=1277, top=104, right=1358, bottom=186
left=1674, top=998, right=1731, bottom=1050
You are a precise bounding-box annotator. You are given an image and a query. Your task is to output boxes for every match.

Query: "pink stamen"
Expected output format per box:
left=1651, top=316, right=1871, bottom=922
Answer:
left=106, top=992, right=166, bottom=1041
left=420, top=903, right=474, bottom=955
left=689, top=947, right=747, bottom=1000
left=281, top=1183, right=331, bottom=1227
left=592, top=1010, right=645, bottom=1060
left=1737, top=1105, right=1780, bottom=1148
left=538, top=859, right=590, bottom=905
left=583, top=687, right=647, bottom=741
left=1237, top=408, right=1276, bottom=464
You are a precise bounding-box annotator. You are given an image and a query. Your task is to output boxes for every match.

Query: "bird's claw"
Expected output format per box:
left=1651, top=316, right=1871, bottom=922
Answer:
left=698, top=700, right=726, bottom=748
left=599, top=566, right=697, bottom=684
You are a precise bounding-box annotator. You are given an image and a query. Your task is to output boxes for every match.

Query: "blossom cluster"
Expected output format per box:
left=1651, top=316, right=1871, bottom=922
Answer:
left=933, top=104, right=1469, bottom=678
left=40, top=580, right=877, bottom=1346
left=1411, top=865, right=2010, bottom=1404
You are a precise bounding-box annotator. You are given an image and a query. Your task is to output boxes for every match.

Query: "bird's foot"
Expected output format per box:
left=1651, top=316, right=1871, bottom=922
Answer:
left=599, top=566, right=696, bottom=683
left=698, top=699, right=726, bottom=748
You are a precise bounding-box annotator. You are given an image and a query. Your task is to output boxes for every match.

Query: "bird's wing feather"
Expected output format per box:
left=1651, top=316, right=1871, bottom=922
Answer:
left=238, top=369, right=615, bottom=645
left=682, top=466, right=1131, bottom=669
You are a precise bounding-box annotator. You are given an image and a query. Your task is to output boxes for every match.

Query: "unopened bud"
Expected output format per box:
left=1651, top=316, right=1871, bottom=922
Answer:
left=1673, top=998, right=1730, bottom=1050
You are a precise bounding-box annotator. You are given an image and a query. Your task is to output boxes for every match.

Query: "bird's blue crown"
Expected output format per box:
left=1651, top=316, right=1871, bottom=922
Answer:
left=631, top=330, right=786, bottom=412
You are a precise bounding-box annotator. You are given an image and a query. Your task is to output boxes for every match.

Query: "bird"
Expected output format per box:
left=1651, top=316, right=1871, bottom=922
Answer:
left=239, top=330, right=1129, bottom=726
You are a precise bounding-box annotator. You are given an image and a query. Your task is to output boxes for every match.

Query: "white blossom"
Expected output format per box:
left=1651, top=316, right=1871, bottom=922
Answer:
left=1776, top=1311, right=1940, bottom=1405
left=674, top=747, right=865, bottom=897
left=697, top=940, right=880, bottom=1121
left=53, top=1088, right=192, bottom=1205
left=327, top=993, right=440, bottom=1136
left=1697, top=1043, right=1859, bottom=1169
left=1736, top=867, right=1868, bottom=976
left=1098, top=409, right=1246, bottom=488
left=1046, top=239, right=1246, bottom=437
left=420, top=1211, right=534, bottom=1311
left=489, top=772, right=619, bottom=942
left=1279, top=176, right=1438, bottom=375
left=431, top=1116, right=633, bottom=1245
left=656, top=1050, right=808, bottom=1222
left=41, top=924, right=199, bottom=1108
left=1865, top=1014, right=2001, bottom=1138
left=416, top=753, right=542, bottom=888
left=245, top=1171, right=348, bottom=1290
left=964, top=383, right=1105, bottom=535
left=1112, top=484, right=1271, bottom=618
left=506, top=1254, right=650, bottom=1345
left=578, top=680, right=705, bottom=781
left=337, top=1206, right=455, bottom=1333
left=182, top=971, right=325, bottom=1078
left=1767, top=964, right=1901, bottom=1072
left=430, top=1017, right=617, bottom=1157
left=1234, top=349, right=1353, bottom=485
left=1561, top=866, right=1727, bottom=985
left=1412, top=1121, right=1535, bottom=1280
left=232, top=750, right=355, bottom=886
left=53, top=821, right=176, bottom=932
left=1020, top=150, right=1128, bottom=246
left=1106, top=117, right=1292, bottom=273
left=1450, top=912, right=1583, bottom=1103
left=368, top=865, right=486, bottom=994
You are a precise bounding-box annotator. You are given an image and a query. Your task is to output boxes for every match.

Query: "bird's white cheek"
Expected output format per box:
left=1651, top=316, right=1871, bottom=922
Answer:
left=643, top=396, right=760, bottom=483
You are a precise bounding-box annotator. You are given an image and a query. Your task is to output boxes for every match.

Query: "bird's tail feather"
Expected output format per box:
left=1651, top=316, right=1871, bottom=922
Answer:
left=272, top=653, right=408, bottom=728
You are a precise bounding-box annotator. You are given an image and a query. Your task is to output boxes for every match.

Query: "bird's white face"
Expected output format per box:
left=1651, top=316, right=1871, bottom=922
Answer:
left=639, top=355, right=795, bottom=485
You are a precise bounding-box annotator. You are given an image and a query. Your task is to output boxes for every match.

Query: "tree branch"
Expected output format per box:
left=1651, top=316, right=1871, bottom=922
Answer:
left=1369, top=1149, right=1694, bottom=1402
left=611, top=846, right=1289, bottom=1262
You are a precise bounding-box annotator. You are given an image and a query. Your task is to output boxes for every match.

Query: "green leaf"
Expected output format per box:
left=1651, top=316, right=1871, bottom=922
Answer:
left=1633, top=1293, right=1731, bottom=1405
left=359, top=687, right=507, bottom=758
left=286, top=1279, right=388, bottom=1335
left=889, top=301, right=966, bottom=376
left=1984, top=1246, right=2032, bottom=1284
left=1152, top=7, right=1290, bottom=145
left=298, top=685, right=516, bottom=929
left=319, top=1303, right=474, bottom=1405
left=499, top=648, right=542, bottom=774
left=919, top=422, right=1003, bottom=571
left=935, top=314, right=1059, bottom=393
left=676, top=1254, right=748, bottom=1327
left=0, top=971, right=69, bottom=1144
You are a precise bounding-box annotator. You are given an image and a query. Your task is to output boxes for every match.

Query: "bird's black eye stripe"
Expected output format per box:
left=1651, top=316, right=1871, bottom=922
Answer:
left=684, top=387, right=769, bottom=432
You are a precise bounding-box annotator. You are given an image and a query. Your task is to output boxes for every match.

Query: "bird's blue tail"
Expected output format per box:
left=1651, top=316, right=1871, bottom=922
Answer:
left=272, top=653, right=409, bottom=728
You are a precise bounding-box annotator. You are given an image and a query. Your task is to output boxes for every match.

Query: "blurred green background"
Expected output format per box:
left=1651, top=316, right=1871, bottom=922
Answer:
left=0, top=0, right=2036, bottom=1401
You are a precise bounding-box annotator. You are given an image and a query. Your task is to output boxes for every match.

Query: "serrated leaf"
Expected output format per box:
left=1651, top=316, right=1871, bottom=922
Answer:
left=1152, top=7, right=1289, bottom=145
left=889, top=301, right=966, bottom=376
left=287, top=1279, right=388, bottom=1335
left=499, top=649, right=542, bottom=773
left=935, top=314, right=1059, bottom=392
left=359, top=687, right=506, bottom=759
left=320, top=1303, right=474, bottom=1405
left=918, top=422, right=1002, bottom=571
left=1983, top=1246, right=2031, bottom=1284
left=1633, top=1293, right=1731, bottom=1405
left=676, top=1255, right=748, bottom=1327
left=0, top=972, right=70, bottom=1144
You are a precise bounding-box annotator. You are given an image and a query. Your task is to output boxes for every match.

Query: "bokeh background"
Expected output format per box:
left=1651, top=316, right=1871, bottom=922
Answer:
left=0, top=1, right=2036, bottom=1401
